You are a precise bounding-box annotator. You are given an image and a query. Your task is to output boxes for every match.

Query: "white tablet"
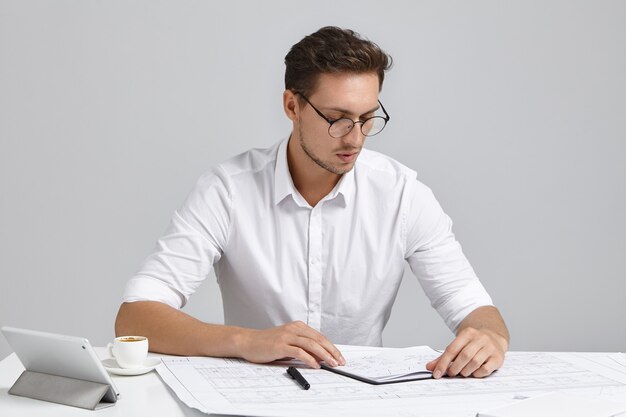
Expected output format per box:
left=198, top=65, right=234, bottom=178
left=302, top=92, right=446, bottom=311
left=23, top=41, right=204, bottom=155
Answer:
left=1, top=326, right=120, bottom=401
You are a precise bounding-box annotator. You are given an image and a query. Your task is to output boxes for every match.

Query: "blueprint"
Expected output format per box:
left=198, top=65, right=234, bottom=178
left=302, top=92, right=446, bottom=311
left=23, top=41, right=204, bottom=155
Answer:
left=156, top=345, right=626, bottom=417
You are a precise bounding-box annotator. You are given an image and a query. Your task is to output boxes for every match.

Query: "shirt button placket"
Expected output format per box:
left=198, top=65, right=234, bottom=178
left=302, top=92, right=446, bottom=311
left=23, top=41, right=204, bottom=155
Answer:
left=307, top=205, right=323, bottom=331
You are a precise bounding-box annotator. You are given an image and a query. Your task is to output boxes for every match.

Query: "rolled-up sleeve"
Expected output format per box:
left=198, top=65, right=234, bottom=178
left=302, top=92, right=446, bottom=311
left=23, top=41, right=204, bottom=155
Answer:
left=404, top=179, right=493, bottom=332
left=122, top=167, right=232, bottom=309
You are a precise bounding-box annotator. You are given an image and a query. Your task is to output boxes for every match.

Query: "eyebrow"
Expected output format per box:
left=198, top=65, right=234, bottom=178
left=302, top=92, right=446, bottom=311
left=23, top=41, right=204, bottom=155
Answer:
left=323, top=103, right=381, bottom=117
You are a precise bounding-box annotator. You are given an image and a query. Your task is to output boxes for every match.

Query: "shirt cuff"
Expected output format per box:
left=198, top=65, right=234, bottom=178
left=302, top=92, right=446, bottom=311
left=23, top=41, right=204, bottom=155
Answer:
left=122, top=276, right=186, bottom=309
left=439, top=280, right=494, bottom=332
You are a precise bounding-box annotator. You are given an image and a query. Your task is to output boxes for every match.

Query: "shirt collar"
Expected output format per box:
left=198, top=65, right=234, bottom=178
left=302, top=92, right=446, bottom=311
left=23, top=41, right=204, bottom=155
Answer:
left=273, top=138, right=298, bottom=206
left=324, top=164, right=354, bottom=207
left=273, top=136, right=355, bottom=207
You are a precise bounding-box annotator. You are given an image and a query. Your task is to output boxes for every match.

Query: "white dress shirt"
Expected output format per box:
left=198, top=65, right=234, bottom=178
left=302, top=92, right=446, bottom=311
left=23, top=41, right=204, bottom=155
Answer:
left=122, top=138, right=493, bottom=346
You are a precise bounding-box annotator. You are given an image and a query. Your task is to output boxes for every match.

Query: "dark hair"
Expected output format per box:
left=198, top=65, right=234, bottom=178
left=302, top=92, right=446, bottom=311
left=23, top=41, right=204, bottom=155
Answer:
left=284, top=26, right=392, bottom=96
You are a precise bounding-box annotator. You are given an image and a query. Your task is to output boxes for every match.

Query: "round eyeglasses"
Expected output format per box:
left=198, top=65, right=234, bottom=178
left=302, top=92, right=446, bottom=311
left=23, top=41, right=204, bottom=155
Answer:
left=296, top=92, right=390, bottom=138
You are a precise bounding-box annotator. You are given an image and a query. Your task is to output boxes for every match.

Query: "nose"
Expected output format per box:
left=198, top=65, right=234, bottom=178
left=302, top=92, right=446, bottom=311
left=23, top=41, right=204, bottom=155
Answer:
left=341, top=123, right=366, bottom=148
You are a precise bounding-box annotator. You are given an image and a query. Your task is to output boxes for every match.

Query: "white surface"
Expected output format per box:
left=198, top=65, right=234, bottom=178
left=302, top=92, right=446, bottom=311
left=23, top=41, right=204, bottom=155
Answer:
left=3, top=347, right=626, bottom=417
left=0, top=348, right=224, bottom=417
left=477, top=391, right=626, bottom=417
left=157, top=346, right=626, bottom=417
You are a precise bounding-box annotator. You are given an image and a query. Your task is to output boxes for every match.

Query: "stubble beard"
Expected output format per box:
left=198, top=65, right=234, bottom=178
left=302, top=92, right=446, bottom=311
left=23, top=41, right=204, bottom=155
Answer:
left=298, top=125, right=357, bottom=176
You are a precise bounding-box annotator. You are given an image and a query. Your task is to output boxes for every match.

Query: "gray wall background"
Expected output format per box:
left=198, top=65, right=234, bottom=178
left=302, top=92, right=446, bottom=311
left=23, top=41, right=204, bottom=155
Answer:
left=1, top=0, right=625, bottom=360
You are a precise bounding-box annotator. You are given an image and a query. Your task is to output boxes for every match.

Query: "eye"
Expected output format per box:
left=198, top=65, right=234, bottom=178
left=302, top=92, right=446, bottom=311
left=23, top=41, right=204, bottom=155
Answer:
left=327, top=112, right=346, bottom=121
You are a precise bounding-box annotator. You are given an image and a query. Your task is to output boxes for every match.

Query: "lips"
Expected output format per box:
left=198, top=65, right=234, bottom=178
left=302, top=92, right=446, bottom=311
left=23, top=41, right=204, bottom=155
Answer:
left=337, top=152, right=357, bottom=163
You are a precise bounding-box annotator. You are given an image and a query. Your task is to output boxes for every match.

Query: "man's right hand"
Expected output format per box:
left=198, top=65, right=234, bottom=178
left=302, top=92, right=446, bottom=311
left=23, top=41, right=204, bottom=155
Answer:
left=116, top=302, right=344, bottom=369
left=236, top=321, right=346, bottom=369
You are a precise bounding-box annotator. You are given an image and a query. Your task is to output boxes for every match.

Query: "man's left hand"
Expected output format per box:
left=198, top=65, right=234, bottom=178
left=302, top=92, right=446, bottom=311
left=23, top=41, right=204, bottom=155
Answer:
left=426, top=306, right=509, bottom=379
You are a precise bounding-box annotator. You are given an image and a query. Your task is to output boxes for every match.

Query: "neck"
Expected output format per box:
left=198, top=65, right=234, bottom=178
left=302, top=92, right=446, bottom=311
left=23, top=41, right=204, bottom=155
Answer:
left=287, top=135, right=341, bottom=207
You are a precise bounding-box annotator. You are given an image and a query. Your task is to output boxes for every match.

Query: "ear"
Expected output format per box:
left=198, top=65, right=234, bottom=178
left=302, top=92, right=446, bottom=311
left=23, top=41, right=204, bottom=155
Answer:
left=283, top=90, right=300, bottom=122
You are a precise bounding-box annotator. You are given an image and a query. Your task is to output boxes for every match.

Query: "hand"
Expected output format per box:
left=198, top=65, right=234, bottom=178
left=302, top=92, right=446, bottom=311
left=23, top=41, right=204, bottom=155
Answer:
left=426, top=327, right=507, bottom=379
left=237, top=321, right=346, bottom=369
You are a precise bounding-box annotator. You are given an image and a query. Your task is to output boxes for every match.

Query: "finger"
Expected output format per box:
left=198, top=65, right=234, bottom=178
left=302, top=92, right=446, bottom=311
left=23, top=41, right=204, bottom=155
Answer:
left=311, top=336, right=345, bottom=366
left=283, top=346, right=320, bottom=369
left=472, top=357, right=501, bottom=378
left=433, top=337, right=472, bottom=378
left=458, top=347, right=490, bottom=377
left=289, top=322, right=346, bottom=365
left=432, top=350, right=454, bottom=378
left=447, top=341, right=485, bottom=377
left=294, top=336, right=341, bottom=367
left=426, top=357, right=440, bottom=371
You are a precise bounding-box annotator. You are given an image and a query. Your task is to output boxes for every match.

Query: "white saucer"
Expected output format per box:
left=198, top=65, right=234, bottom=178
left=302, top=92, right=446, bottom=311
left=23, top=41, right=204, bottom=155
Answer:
left=101, top=357, right=161, bottom=376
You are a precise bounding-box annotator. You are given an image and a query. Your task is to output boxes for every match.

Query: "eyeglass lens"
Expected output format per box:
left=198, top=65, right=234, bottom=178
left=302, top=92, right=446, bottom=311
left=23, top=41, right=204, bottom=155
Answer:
left=329, top=117, right=387, bottom=138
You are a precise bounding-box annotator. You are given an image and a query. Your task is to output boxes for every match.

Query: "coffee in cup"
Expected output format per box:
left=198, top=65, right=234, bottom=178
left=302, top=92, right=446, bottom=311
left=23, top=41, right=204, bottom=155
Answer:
left=108, top=335, right=149, bottom=369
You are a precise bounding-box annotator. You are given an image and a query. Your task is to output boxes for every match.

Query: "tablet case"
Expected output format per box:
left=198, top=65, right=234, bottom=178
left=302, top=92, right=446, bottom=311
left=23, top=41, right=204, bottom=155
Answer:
left=9, top=370, right=116, bottom=410
left=2, top=326, right=118, bottom=411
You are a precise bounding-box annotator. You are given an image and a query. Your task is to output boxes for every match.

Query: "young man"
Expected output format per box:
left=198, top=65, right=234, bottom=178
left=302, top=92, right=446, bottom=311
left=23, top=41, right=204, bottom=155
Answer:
left=116, top=26, right=509, bottom=379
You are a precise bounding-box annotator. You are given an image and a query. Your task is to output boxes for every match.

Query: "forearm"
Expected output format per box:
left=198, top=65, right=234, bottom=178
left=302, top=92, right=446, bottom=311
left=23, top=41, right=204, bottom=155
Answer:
left=457, top=305, right=510, bottom=351
left=115, top=301, right=345, bottom=369
left=115, top=301, right=246, bottom=357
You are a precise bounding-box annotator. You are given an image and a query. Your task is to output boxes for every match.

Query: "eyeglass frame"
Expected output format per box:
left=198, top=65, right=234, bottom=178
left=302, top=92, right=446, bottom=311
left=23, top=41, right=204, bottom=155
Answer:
left=294, top=91, right=390, bottom=138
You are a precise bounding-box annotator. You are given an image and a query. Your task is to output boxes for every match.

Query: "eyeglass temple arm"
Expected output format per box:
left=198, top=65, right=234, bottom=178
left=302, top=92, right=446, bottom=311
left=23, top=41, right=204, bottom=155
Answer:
left=378, top=100, right=390, bottom=121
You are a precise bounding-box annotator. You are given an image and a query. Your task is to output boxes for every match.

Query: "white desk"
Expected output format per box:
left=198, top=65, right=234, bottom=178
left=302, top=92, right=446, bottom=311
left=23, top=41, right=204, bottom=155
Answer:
left=2, top=348, right=626, bottom=417
left=0, top=348, right=229, bottom=417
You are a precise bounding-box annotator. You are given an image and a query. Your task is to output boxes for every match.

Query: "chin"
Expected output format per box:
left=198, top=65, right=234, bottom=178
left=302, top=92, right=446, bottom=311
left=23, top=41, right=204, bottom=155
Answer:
left=335, top=165, right=355, bottom=175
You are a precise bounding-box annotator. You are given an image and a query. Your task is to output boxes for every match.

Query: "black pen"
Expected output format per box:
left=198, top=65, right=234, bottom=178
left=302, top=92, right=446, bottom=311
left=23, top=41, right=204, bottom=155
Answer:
left=287, top=366, right=311, bottom=390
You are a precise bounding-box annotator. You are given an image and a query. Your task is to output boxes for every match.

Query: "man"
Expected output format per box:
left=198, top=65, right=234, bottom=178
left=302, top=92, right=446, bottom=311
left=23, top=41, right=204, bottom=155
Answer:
left=116, top=26, right=509, bottom=379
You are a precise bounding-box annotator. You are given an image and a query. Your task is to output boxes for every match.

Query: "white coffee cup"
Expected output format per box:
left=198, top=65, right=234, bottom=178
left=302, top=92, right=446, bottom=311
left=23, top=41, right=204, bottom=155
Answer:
left=107, top=336, right=149, bottom=369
